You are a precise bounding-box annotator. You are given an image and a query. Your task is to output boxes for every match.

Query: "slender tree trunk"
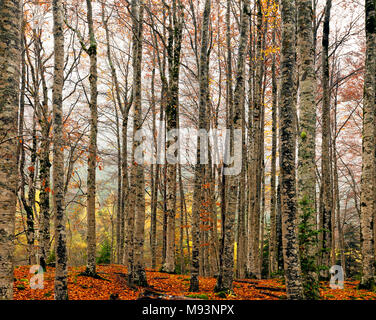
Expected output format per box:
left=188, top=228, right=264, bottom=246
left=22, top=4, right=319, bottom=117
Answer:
left=38, top=106, right=51, bottom=270
left=164, top=0, right=183, bottom=273
left=128, top=0, right=148, bottom=287
left=216, top=0, right=248, bottom=292
left=85, top=0, right=98, bottom=276
left=101, top=7, right=124, bottom=265
left=276, top=182, right=284, bottom=271
left=249, top=0, right=263, bottom=279
left=178, top=164, right=185, bottom=273
left=269, top=22, right=278, bottom=277
left=27, top=111, right=37, bottom=264
left=52, top=0, right=68, bottom=300
left=320, top=0, right=333, bottom=277
left=150, top=56, right=158, bottom=270
left=189, top=0, right=211, bottom=292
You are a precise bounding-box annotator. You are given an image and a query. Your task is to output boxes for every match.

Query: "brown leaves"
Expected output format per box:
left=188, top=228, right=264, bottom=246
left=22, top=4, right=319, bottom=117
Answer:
left=13, top=265, right=376, bottom=300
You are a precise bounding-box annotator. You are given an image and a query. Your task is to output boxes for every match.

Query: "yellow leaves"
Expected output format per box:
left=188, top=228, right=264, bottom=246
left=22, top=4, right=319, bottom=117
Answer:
left=262, top=46, right=280, bottom=57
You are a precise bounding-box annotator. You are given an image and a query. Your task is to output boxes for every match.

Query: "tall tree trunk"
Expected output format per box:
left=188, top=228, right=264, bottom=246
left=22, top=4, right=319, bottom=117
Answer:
left=189, top=0, right=211, bottom=292
left=333, top=83, right=343, bottom=272
left=296, top=0, right=319, bottom=298
left=150, top=56, right=158, bottom=270
left=128, top=0, right=148, bottom=287
left=279, top=0, right=304, bottom=300
left=269, top=21, right=278, bottom=277
left=359, top=0, right=376, bottom=290
left=216, top=0, right=248, bottom=292
left=27, top=110, right=37, bottom=264
left=320, top=0, right=333, bottom=277
left=101, top=6, right=124, bottom=264
left=52, top=0, right=68, bottom=300
left=85, top=0, right=98, bottom=276
left=249, top=0, right=263, bottom=279
left=163, top=0, right=183, bottom=273
left=38, top=83, right=51, bottom=270
left=0, top=0, right=21, bottom=300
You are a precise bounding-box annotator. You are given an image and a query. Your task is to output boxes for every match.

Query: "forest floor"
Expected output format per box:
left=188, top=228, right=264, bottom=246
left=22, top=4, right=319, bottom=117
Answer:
left=13, top=264, right=376, bottom=300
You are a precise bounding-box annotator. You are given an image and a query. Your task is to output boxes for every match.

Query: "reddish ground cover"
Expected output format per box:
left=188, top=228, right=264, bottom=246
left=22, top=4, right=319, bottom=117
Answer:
left=12, top=265, right=376, bottom=300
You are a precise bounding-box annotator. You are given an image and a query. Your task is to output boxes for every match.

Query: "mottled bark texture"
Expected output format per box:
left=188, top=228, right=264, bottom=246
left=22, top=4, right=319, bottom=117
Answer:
left=128, top=0, right=148, bottom=287
left=248, top=0, right=263, bottom=280
left=359, top=0, right=376, bottom=290
left=296, top=0, right=319, bottom=297
left=216, top=0, right=248, bottom=293
left=189, top=0, right=211, bottom=292
left=38, top=69, right=52, bottom=270
left=0, top=0, right=21, bottom=300
left=268, top=23, right=278, bottom=277
left=150, top=59, right=158, bottom=270
left=279, top=0, right=304, bottom=300
left=320, top=0, right=333, bottom=276
left=85, top=0, right=98, bottom=276
left=52, top=0, right=68, bottom=300
left=163, top=0, right=183, bottom=274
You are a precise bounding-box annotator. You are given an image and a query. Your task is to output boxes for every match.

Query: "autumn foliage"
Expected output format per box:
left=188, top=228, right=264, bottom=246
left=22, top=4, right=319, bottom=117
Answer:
left=12, top=265, right=376, bottom=301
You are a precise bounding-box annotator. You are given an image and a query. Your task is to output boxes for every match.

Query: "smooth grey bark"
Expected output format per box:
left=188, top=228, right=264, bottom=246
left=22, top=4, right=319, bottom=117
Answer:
left=52, top=0, right=68, bottom=300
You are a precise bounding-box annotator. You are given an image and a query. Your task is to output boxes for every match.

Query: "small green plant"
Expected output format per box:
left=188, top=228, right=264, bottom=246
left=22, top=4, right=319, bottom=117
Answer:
left=215, top=291, right=227, bottom=298
left=16, top=284, right=26, bottom=290
left=298, top=196, right=322, bottom=300
left=186, top=293, right=209, bottom=299
left=96, top=238, right=111, bottom=265
left=44, top=291, right=52, bottom=298
left=47, top=251, right=55, bottom=266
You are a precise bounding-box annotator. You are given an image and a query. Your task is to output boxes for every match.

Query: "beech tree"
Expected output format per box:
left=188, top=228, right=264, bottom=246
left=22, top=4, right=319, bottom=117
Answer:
left=0, top=0, right=372, bottom=302
left=279, top=0, right=304, bottom=300
left=52, top=0, right=68, bottom=300
left=189, top=0, right=211, bottom=292
left=359, top=0, right=376, bottom=290
left=296, top=0, right=319, bottom=298
left=0, top=0, right=21, bottom=301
